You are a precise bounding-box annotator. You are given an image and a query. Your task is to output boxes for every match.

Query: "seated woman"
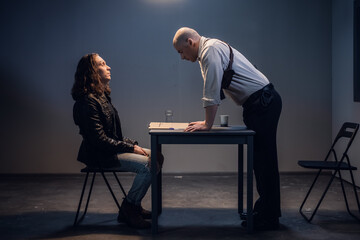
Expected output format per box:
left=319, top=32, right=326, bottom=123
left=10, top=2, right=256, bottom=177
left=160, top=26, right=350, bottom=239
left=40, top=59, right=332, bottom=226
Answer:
left=71, top=53, right=162, bottom=229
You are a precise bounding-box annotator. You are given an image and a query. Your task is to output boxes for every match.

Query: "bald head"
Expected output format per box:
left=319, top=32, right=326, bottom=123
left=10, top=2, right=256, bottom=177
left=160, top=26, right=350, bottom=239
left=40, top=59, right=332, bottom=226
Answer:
left=173, top=27, right=201, bottom=47
left=173, top=27, right=201, bottom=62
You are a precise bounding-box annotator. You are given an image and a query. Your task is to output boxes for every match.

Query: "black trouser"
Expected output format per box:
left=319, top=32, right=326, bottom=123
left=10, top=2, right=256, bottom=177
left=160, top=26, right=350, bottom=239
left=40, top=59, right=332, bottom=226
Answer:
left=243, top=83, right=282, bottom=219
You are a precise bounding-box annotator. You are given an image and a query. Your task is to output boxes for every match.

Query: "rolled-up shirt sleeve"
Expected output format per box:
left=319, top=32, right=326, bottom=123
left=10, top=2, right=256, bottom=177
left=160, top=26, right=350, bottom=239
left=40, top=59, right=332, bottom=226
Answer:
left=200, top=46, right=223, bottom=108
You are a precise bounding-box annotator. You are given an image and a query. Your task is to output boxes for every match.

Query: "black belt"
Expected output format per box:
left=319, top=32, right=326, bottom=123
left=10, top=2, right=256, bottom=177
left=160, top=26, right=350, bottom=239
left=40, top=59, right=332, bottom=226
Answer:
left=243, top=83, right=274, bottom=109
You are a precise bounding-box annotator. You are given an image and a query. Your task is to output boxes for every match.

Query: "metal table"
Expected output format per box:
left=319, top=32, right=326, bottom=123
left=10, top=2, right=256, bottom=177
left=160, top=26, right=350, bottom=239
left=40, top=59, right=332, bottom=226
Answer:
left=149, top=126, right=255, bottom=233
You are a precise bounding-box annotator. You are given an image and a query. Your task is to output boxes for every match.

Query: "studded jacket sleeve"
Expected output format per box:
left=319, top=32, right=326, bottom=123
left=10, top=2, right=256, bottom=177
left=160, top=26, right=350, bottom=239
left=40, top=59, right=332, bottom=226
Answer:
left=73, top=95, right=135, bottom=155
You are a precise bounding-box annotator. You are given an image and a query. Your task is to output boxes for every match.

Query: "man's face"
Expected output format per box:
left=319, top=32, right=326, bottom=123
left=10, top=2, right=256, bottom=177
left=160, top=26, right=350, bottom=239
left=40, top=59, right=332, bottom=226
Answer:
left=174, top=39, right=197, bottom=62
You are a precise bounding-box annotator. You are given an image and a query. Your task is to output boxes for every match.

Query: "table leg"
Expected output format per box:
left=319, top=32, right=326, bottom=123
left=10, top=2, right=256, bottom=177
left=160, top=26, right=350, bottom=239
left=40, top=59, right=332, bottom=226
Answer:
left=238, top=144, right=244, bottom=214
left=157, top=144, right=162, bottom=215
left=151, top=135, right=159, bottom=234
left=157, top=170, right=162, bottom=215
left=246, top=136, right=254, bottom=233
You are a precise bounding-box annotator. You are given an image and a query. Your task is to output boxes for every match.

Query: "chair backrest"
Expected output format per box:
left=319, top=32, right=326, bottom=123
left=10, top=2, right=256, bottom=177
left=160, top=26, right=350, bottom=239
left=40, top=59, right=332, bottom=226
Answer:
left=334, top=122, right=359, bottom=147
left=330, top=122, right=359, bottom=162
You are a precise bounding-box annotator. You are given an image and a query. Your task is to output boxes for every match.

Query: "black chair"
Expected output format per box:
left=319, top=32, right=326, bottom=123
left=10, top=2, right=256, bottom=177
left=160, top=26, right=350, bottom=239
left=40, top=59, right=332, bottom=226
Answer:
left=298, top=122, right=360, bottom=222
left=74, top=166, right=127, bottom=226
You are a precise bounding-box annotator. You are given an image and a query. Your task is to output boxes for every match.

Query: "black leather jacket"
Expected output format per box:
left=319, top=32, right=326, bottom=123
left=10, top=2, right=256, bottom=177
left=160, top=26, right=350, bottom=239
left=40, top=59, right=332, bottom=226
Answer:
left=73, top=93, right=137, bottom=167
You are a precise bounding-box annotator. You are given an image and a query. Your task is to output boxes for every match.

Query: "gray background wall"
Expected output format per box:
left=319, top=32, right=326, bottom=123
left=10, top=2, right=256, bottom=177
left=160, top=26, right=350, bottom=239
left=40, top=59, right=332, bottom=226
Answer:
left=332, top=0, right=360, bottom=184
left=0, top=0, right=334, bottom=174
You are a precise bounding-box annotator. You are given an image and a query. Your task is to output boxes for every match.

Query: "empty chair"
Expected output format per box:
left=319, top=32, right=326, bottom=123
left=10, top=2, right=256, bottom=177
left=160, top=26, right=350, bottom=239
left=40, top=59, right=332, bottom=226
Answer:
left=298, top=122, right=360, bottom=222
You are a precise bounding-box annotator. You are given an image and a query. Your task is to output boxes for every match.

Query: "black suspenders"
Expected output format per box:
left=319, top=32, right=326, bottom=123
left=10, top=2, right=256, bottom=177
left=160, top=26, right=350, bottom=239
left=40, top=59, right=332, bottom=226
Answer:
left=220, top=43, right=235, bottom=100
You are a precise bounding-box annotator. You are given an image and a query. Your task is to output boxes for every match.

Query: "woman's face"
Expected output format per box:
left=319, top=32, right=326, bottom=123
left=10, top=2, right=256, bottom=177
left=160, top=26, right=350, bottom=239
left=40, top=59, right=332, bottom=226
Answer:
left=95, top=55, right=111, bottom=85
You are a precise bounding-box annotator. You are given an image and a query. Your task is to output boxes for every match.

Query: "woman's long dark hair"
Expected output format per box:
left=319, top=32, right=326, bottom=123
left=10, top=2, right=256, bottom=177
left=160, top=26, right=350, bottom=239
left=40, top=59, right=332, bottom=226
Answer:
left=71, top=53, right=111, bottom=101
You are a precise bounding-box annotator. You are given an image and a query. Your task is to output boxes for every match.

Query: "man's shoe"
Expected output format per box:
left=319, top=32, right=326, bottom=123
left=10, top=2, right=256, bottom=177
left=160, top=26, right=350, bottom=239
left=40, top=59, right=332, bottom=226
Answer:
left=241, top=217, right=279, bottom=231
left=240, top=211, right=259, bottom=220
left=118, top=199, right=151, bottom=229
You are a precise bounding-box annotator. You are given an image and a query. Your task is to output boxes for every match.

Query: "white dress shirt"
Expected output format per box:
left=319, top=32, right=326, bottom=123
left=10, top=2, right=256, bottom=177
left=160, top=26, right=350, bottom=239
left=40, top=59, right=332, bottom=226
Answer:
left=197, top=36, right=269, bottom=107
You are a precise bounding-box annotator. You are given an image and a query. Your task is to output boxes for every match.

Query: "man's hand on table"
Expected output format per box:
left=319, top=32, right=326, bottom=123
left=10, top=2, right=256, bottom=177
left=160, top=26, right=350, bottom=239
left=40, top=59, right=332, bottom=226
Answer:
left=184, top=121, right=211, bottom=132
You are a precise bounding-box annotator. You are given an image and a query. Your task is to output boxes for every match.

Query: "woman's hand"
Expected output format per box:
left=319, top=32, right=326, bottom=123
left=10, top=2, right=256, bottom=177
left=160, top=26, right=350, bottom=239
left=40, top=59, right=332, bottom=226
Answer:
left=133, top=145, right=149, bottom=156
left=184, top=121, right=211, bottom=132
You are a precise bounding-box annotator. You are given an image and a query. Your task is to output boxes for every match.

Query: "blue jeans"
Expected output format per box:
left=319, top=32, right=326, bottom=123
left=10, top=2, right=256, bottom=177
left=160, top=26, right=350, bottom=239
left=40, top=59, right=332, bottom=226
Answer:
left=116, top=148, right=152, bottom=206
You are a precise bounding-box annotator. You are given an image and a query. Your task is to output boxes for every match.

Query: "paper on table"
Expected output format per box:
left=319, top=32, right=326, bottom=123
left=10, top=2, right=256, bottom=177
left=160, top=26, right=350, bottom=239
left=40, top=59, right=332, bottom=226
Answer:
left=148, top=122, right=189, bottom=130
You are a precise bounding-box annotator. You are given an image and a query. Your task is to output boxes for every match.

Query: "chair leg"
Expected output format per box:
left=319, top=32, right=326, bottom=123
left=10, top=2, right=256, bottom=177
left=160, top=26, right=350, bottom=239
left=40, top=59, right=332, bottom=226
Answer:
left=347, top=158, right=360, bottom=216
left=300, top=169, right=339, bottom=222
left=338, top=171, right=354, bottom=218
left=82, top=172, right=97, bottom=218
left=310, top=170, right=339, bottom=222
left=74, top=172, right=97, bottom=226
left=74, top=172, right=89, bottom=226
left=74, top=171, right=133, bottom=226
left=112, top=172, right=127, bottom=198
left=348, top=169, right=360, bottom=216
left=101, top=172, right=121, bottom=210
left=338, top=169, right=360, bottom=221
left=299, top=169, right=323, bottom=222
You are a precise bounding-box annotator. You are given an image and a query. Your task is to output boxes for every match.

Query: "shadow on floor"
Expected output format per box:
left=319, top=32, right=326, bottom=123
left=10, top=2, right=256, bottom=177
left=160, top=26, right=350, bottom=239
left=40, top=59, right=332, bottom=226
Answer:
left=1, top=207, right=359, bottom=240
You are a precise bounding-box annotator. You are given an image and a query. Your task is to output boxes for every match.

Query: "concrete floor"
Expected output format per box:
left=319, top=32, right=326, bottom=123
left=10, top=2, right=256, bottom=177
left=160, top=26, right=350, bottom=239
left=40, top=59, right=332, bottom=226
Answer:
left=0, top=173, right=359, bottom=240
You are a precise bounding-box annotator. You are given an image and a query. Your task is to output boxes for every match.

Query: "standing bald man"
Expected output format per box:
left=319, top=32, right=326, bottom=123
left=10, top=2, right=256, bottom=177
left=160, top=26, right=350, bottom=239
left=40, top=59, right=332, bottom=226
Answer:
left=173, top=27, right=282, bottom=231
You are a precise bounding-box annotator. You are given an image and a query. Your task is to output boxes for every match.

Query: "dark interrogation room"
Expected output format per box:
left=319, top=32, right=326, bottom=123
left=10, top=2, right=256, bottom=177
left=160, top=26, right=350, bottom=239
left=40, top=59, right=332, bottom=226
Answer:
left=1, top=0, right=360, bottom=239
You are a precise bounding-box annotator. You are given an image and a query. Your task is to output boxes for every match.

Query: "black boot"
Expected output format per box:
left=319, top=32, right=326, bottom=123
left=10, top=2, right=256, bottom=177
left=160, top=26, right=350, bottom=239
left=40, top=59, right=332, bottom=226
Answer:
left=118, top=199, right=151, bottom=229
left=118, top=204, right=152, bottom=221
left=136, top=205, right=152, bottom=220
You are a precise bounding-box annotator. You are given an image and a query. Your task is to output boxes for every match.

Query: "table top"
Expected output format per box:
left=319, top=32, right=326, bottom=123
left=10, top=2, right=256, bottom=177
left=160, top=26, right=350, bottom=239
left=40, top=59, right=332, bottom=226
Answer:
left=149, top=125, right=255, bottom=136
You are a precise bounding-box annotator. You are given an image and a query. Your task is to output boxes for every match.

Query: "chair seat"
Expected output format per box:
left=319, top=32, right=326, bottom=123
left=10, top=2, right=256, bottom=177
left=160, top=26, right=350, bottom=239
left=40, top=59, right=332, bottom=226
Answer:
left=298, top=160, right=357, bottom=170
left=81, top=166, right=126, bottom=173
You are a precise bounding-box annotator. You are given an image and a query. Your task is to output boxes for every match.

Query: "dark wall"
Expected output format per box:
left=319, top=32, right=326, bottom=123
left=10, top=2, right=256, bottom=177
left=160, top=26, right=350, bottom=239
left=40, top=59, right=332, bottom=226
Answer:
left=0, top=0, right=332, bottom=173
left=332, top=0, right=360, bottom=186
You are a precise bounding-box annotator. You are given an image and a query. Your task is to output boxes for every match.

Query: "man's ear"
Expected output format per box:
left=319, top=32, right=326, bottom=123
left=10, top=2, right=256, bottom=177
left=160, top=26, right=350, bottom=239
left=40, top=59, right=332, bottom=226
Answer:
left=187, top=38, right=194, bottom=46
